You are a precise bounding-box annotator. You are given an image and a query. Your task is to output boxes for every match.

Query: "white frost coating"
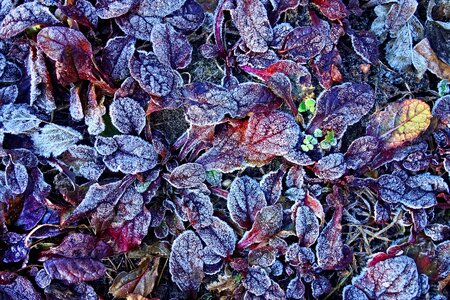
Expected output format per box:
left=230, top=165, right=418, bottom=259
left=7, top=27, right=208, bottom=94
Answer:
left=182, top=189, right=213, bottom=229
left=109, top=97, right=146, bottom=134
left=69, top=86, right=84, bottom=121
left=0, top=2, right=61, bottom=39
left=294, top=206, right=319, bottom=247
left=227, top=175, right=267, bottom=228
left=96, top=0, right=135, bottom=19
left=0, top=104, right=42, bottom=134
left=352, top=256, right=419, bottom=300
left=315, top=153, right=346, bottom=180
left=31, top=123, right=82, bottom=158
left=102, top=135, right=157, bottom=174
left=242, top=266, right=271, bottom=296
left=169, top=230, right=204, bottom=295
left=197, top=216, right=236, bottom=257
left=5, top=161, right=28, bottom=195
left=102, top=36, right=135, bottom=82
left=169, top=163, right=206, bottom=189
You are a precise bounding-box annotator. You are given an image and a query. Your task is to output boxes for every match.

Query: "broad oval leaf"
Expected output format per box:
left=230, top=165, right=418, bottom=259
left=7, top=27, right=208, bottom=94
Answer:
left=5, top=161, right=28, bottom=195
left=345, top=136, right=379, bottom=170
left=182, top=189, right=213, bottom=229
left=242, top=266, right=271, bottom=296
left=44, top=258, right=106, bottom=284
left=308, top=82, right=375, bottom=138
left=96, top=0, right=136, bottom=19
left=367, top=99, right=432, bottom=149
left=31, top=124, right=82, bottom=158
left=169, top=163, right=206, bottom=189
left=227, top=176, right=267, bottom=229
left=197, top=216, right=236, bottom=258
left=281, top=26, right=325, bottom=63
left=110, top=97, right=146, bottom=135
left=102, top=36, right=136, bottom=82
left=293, top=205, right=320, bottom=247
left=150, top=23, right=193, bottom=69
left=352, top=256, right=420, bottom=300
left=315, top=153, right=346, bottom=180
left=169, top=230, right=204, bottom=298
left=0, top=2, right=60, bottom=38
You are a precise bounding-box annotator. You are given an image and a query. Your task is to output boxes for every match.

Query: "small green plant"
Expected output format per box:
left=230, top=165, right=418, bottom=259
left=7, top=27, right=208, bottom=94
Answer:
left=298, top=98, right=316, bottom=113
left=301, top=134, right=318, bottom=151
left=320, top=130, right=337, bottom=150
left=438, top=80, right=449, bottom=97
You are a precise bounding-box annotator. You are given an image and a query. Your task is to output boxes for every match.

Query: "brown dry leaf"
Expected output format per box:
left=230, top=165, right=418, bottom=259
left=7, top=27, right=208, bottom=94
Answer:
left=206, top=270, right=239, bottom=294
left=414, top=38, right=450, bottom=80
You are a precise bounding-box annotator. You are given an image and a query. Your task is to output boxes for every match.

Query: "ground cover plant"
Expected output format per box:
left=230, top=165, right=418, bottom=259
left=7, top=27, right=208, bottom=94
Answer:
left=0, top=0, right=450, bottom=299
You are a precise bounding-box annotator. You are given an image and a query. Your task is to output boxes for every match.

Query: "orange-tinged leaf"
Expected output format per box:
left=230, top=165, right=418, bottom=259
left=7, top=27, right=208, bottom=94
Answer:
left=367, top=99, right=432, bottom=149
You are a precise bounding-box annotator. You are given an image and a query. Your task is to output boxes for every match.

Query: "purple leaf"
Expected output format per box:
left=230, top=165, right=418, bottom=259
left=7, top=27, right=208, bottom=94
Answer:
left=168, top=163, right=206, bottom=189
left=102, top=36, right=136, bottom=82
left=237, top=204, right=283, bottom=249
left=315, top=153, right=346, bottom=180
left=227, top=175, right=267, bottom=229
left=44, top=258, right=106, bottom=284
left=352, top=256, right=420, bottom=299
left=31, top=123, right=82, bottom=158
left=312, top=275, right=332, bottom=298
left=164, top=0, right=204, bottom=34
left=349, top=30, right=379, bottom=64
left=5, top=161, right=28, bottom=195
left=0, top=2, right=60, bottom=38
left=63, top=145, right=105, bottom=181
left=182, top=188, right=213, bottom=229
left=116, top=12, right=161, bottom=41
left=129, top=51, right=182, bottom=97
left=15, top=195, right=45, bottom=230
left=308, top=82, right=375, bottom=138
left=343, top=285, right=368, bottom=300
left=231, top=0, right=273, bottom=53
left=377, top=174, right=405, bottom=204
left=151, top=23, right=193, bottom=69
left=109, top=97, right=146, bottom=135
left=0, top=274, right=42, bottom=300
left=231, top=82, right=282, bottom=118
left=242, top=266, right=271, bottom=296
left=100, top=135, right=158, bottom=174
left=286, top=276, right=305, bottom=299
left=59, top=0, right=98, bottom=28
left=260, top=168, right=285, bottom=205
left=281, top=25, right=325, bottom=63
left=293, top=205, right=320, bottom=247
left=345, top=136, right=379, bottom=170
left=196, top=216, right=236, bottom=258
left=96, top=0, right=136, bottom=19
left=169, top=230, right=204, bottom=298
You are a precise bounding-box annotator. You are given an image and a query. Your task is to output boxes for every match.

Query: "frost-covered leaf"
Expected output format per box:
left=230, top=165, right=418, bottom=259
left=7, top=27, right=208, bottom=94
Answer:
left=349, top=29, right=379, bottom=64
left=129, top=51, right=182, bottom=97
left=311, top=0, right=348, bottom=20
left=315, top=153, right=346, bottom=180
left=37, top=26, right=95, bottom=85
left=96, top=0, right=136, bottom=19
left=367, top=99, right=432, bottom=150
left=63, top=145, right=105, bottom=181
left=151, top=23, right=192, bottom=69
left=164, top=0, right=204, bottom=34
left=59, top=0, right=98, bottom=28
left=169, top=230, right=204, bottom=297
left=182, top=189, right=213, bottom=229
left=414, top=38, right=450, bottom=80
left=0, top=274, right=42, bottom=299
left=0, top=2, right=60, bottom=38
left=101, top=135, right=157, bottom=174
left=44, top=258, right=106, bottom=284
left=377, top=174, right=405, bottom=204
left=231, top=0, right=273, bottom=53
left=69, top=85, right=84, bottom=121
left=432, top=95, right=450, bottom=125
left=237, top=204, right=283, bottom=249
left=286, top=276, right=305, bottom=299
left=110, top=97, right=146, bottom=135
left=245, top=111, right=300, bottom=161
left=260, top=168, right=285, bottom=205
left=386, top=0, right=418, bottom=34
left=0, top=104, right=41, bottom=134
left=345, top=136, right=379, bottom=170
left=242, top=266, right=271, bottom=296
left=281, top=25, right=325, bottom=63
left=102, top=36, right=136, bottom=82
left=169, top=163, right=206, bottom=189
left=0, top=85, right=18, bottom=105
left=85, top=85, right=106, bottom=135
left=248, top=247, right=276, bottom=267
left=231, top=82, right=281, bottom=118
left=197, top=217, right=236, bottom=257
left=28, top=47, right=55, bottom=115
left=31, top=124, right=82, bottom=157
left=227, top=176, right=267, bottom=229
left=293, top=205, right=319, bottom=247
left=182, top=82, right=236, bottom=126
left=352, top=256, right=420, bottom=300
left=5, top=161, right=28, bottom=195
left=308, top=82, right=375, bottom=138
left=316, top=204, right=352, bottom=270
left=343, top=285, right=368, bottom=300
left=41, top=233, right=112, bottom=259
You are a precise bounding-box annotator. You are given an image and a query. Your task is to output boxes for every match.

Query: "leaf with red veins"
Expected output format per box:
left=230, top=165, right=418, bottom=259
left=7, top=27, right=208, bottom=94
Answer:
left=196, top=120, right=248, bottom=173
left=231, top=0, right=273, bottom=53
left=169, top=230, right=204, bottom=298
left=104, top=207, right=152, bottom=252
left=281, top=25, right=326, bottom=63
left=231, top=82, right=282, bottom=118
left=245, top=111, right=300, bottom=163
left=315, top=153, right=347, bottom=180
left=352, top=256, right=420, bottom=300
left=169, top=163, right=206, bottom=189
left=312, top=0, right=348, bottom=20
left=59, top=0, right=98, bottom=28
left=37, top=26, right=95, bottom=85
left=116, top=12, right=162, bottom=41
left=345, top=136, right=380, bottom=170
left=227, top=176, right=267, bottom=229
left=0, top=2, right=60, bottom=39
left=237, top=204, right=283, bottom=249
